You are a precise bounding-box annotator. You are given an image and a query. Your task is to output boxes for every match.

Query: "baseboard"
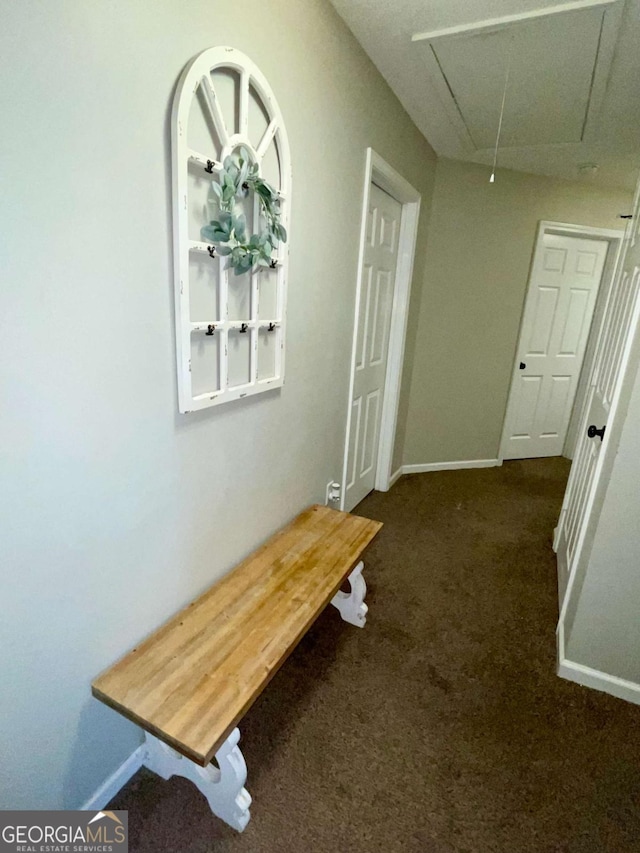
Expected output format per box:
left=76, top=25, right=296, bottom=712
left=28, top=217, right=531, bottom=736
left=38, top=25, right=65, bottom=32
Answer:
left=80, top=744, right=145, bottom=811
left=556, top=622, right=640, bottom=706
left=402, top=459, right=500, bottom=475
left=388, top=467, right=403, bottom=488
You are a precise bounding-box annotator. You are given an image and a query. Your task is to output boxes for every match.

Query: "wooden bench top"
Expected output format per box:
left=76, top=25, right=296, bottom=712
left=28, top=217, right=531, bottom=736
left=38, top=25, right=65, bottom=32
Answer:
left=92, top=504, right=382, bottom=766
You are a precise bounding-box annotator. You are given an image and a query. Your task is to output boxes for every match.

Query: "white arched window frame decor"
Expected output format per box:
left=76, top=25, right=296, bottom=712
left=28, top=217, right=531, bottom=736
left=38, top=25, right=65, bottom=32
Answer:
left=171, top=47, right=292, bottom=413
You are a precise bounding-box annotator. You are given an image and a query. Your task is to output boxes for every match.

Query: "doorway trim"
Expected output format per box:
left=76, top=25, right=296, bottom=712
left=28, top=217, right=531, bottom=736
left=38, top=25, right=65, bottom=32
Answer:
left=497, top=220, right=624, bottom=465
left=340, top=149, right=421, bottom=509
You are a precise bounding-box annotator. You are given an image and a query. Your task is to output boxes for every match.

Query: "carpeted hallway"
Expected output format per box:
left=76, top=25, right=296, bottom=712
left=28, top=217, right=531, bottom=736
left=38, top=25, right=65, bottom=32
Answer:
left=110, top=459, right=640, bottom=852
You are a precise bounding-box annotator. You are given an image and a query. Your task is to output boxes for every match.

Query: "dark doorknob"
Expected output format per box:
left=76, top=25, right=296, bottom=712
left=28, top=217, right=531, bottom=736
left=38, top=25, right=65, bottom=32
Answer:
left=519, top=362, right=526, bottom=369
left=587, top=424, right=606, bottom=441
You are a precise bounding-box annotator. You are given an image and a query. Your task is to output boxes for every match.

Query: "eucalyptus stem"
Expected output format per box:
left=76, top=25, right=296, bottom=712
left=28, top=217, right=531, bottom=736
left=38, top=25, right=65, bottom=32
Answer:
left=201, top=147, right=287, bottom=276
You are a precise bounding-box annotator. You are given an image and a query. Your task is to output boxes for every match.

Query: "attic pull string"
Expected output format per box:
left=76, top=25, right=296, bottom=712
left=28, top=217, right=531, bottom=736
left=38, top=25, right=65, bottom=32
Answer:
left=490, top=37, right=514, bottom=184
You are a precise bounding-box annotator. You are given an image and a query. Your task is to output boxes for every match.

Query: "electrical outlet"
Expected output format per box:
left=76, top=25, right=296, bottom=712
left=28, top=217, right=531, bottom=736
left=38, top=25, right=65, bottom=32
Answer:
left=325, top=481, right=342, bottom=506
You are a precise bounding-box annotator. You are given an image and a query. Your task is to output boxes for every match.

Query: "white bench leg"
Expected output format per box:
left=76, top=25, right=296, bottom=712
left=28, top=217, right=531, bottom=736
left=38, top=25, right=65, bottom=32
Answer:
left=142, top=728, right=251, bottom=832
left=331, top=560, right=368, bottom=627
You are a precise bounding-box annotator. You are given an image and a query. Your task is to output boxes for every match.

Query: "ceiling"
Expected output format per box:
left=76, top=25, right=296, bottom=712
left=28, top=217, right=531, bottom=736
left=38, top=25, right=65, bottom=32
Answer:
left=329, top=0, right=640, bottom=190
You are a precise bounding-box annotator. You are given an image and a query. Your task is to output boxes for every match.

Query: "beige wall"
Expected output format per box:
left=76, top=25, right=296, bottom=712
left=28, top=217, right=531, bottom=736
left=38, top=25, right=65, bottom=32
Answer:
left=0, top=0, right=436, bottom=809
left=401, top=158, right=632, bottom=466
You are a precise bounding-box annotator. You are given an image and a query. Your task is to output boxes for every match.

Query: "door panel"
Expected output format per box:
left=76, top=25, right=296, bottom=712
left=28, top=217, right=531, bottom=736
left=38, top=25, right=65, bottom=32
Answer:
left=513, top=375, right=542, bottom=438
left=543, top=246, right=567, bottom=272
left=542, top=375, right=572, bottom=436
left=345, top=184, right=401, bottom=510
left=346, top=397, right=362, bottom=492
left=501, top=233, right=608, bottom=459
left=361, top=390, right=381, bottom=477
left=370, top=271, right=392, bottom=365
left=558, top=289, right=591, bottom=355
left=355, top=265, right=372, bottom=371
left=528, top=286, right=559, bottom=354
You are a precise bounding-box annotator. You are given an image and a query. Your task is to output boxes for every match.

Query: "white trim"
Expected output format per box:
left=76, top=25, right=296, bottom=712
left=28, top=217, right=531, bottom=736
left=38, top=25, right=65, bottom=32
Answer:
left=412, top=0, right=618, bottom=43
left=402, top=459, right=500, bottom=475
left=79, top=744, right=145, bottom=811
left=341, top=149, right=421, bottom=509
left=388, top=467, right=403, bottom=488
left=497, top=220, right=625, bottom=465
left=557, top=622, right=640, bottom=705
left=555, top=186, right=640, bottom=693
left=557, top=266, right=640, bottom=628
left=563, top=233, right=624, bottom=459
left=539, top=221, right=623, bottom=242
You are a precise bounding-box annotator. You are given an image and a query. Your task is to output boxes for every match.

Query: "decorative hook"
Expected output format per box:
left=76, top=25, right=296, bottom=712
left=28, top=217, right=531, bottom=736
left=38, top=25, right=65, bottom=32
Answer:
left=206, top=325, right=215, bottom=336
left=207, top=245, right=216, bottom=258
left=204, top=160, right=215, bottom=174
left=268, top=323, right=276, bottom=332
left=270, top=259, right=278, bottom=270
left=239, top=323, right=248, bottom=333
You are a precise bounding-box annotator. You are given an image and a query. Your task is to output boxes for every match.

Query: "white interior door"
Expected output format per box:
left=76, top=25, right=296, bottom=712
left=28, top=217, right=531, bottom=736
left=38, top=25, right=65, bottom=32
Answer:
left=344, top=183, right=401, bottom=510
left=555, top=199, right=640, bottom=606
left=501, top=232, right=608, bottom=460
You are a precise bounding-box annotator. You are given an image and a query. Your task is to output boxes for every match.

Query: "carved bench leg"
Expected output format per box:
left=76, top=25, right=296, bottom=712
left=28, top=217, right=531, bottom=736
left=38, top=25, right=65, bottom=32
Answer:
left=142, top=728, right=251, bottom=832
left=331, top=560, right=368, bottom=627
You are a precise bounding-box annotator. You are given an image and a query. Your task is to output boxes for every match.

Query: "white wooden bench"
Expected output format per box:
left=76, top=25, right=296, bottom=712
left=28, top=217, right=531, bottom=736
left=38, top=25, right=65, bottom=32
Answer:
left=92, top=504, right=382, bottom=832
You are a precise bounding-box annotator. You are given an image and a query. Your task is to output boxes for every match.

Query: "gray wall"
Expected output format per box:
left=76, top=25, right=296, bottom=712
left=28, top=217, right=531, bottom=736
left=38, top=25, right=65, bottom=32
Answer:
left=402, top=158, right=632, bottom=466
left=0, top=0, right=436, bottom=809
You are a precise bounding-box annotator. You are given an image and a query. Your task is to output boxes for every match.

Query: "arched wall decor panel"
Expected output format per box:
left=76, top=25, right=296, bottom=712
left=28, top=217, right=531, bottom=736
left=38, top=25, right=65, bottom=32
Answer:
left=171, top=47, right=291, bottom=412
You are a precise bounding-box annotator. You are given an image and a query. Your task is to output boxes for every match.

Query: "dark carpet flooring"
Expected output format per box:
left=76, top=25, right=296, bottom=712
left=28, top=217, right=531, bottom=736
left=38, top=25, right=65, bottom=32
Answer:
left=110, top=459, right=640, bottom=852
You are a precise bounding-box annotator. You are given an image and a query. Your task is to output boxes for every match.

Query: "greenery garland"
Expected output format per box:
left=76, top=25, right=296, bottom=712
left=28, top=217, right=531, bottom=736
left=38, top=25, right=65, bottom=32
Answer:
left=201, top=147, right=287, bottom=276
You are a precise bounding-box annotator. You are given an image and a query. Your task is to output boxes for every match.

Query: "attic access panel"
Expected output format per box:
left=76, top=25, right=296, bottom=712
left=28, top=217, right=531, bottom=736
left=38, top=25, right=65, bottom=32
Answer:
left=171, top=47, right=291, bottom=413
left=413, top=0, right=624, bottom=153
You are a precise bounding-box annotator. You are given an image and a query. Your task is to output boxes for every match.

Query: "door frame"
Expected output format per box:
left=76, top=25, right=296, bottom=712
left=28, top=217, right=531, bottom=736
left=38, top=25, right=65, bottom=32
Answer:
left=497, top=220, right=624, bottom=465
left=340, top=148, right=421, bottom=509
